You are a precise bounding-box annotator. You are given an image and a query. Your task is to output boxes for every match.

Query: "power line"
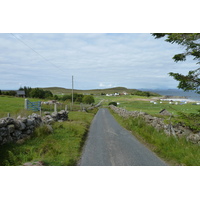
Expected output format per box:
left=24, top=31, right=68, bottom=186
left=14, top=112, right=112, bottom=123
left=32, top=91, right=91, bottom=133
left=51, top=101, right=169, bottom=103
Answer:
left=10, top=33, right=65, bottom=72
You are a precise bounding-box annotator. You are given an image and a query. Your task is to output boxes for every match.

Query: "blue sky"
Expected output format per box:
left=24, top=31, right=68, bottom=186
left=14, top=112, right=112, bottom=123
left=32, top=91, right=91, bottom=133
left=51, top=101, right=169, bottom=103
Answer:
left=0, top=33, right=197, bottom=90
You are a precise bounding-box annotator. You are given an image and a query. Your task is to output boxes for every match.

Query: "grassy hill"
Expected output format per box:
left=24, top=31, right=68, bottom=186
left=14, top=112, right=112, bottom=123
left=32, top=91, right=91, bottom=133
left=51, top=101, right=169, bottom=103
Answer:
left=42, top=87, right=159, bottom=96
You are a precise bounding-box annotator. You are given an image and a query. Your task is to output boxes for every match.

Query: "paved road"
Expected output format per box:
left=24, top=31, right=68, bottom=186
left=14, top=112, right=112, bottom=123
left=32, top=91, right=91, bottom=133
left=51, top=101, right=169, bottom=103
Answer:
left=79, top=108, right=167, bottom=166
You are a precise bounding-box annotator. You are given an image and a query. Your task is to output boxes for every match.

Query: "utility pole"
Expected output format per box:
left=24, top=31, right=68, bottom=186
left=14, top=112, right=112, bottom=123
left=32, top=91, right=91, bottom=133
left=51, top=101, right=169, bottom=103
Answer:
left=72, top=75, right=74, bottom=108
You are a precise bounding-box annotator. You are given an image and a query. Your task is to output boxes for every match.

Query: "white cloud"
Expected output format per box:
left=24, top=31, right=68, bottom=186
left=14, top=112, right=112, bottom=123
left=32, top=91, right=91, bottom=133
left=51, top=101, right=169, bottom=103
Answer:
left=0, top=33, right=197, bottom=90
left=99, top=82, right=116, bottom=88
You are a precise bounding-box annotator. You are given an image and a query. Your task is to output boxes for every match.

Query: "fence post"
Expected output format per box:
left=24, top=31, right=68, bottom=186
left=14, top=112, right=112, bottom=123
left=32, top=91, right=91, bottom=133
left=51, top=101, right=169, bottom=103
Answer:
left=65, top=105, right=68, bottom=111
left=54, top=103, right=57, bottom=112
left=25, top=99, right=28, bottom=110
left=70, top=103, right=72, bottom=111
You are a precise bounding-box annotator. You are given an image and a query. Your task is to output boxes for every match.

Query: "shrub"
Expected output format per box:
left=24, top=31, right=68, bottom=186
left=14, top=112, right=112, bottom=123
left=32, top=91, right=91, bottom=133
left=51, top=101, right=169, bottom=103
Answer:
left=109, top=102, right=118, bottom=106
left=82, top=95, right=95, bottom=104
left=29, top=88, right=53, bottom=99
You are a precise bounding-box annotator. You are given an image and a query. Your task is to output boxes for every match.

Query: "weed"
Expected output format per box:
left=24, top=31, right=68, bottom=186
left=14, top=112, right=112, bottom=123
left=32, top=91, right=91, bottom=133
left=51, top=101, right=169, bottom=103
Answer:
left=4, top=151, right=17, bottom=166
left=34, top=124, right=53, bottom=137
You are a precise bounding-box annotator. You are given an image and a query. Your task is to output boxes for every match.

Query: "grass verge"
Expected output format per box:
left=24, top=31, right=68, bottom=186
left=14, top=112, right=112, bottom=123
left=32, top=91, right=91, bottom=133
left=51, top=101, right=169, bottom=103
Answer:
left=0, top=110, right=96, bottom=166
left=109, top=109, right=200, bottom=166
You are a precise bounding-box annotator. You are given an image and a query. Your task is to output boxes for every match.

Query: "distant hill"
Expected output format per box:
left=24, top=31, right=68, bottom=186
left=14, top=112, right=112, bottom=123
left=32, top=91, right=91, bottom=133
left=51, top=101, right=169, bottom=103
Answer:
left=41, top=87, right=159, bottom=96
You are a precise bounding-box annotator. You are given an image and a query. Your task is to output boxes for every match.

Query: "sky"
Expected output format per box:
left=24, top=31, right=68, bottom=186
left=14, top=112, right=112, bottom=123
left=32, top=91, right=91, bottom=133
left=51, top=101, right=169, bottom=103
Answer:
left=0, top=33, right=198, bottom=90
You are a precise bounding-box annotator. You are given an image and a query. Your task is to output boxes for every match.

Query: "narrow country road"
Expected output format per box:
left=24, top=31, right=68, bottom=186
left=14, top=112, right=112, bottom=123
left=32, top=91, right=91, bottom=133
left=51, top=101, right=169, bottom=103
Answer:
left=79, top=108, right=167, bottom=166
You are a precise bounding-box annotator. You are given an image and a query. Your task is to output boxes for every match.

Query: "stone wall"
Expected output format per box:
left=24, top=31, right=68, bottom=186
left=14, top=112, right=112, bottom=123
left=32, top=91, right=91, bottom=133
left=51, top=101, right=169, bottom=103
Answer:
left=0, top=110, right=68, bottom=145
left=109, top=105, right=200, bottom=144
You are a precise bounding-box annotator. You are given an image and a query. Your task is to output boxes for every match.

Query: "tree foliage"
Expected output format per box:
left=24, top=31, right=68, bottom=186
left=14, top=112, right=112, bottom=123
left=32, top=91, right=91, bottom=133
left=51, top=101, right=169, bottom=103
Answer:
left=61, top=93, right=84, bottom=102
left=132, top=90, right=151, bottom=97
left=19, top=86, right=53, bottom=99
left=152, top=33, right=200, bottom=93
left=1, top=91, right=16, bottom=96
left=82, top=95, right=95, bottom=104
left=29, top=88, right=53, bottom=99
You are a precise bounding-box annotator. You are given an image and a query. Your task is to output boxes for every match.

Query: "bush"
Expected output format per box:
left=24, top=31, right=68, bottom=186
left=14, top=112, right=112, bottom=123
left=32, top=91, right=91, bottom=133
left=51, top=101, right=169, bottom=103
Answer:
left=29, top=88, right=53, bottom=99
left=82, top=95, right=95, bottom=104
left=62, top=94, right=71, bottom=101
left=2, top=91, right=16, bottom=96
left=109, top=102, right=118, bottom=106
left=132, top=90, right=150, bottom=97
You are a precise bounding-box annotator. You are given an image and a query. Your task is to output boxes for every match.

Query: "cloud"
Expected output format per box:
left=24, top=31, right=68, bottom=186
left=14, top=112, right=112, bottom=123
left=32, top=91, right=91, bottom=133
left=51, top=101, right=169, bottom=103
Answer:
left=99, top=82, right=116, bottom=88
left=0, top=33, right=197, bottom=90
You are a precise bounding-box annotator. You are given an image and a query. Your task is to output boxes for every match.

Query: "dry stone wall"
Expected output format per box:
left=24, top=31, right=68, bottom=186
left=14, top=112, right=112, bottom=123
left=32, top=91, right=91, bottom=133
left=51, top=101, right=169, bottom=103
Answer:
left=0, top=110, right=68, bottom=145
left=109, top=105, right=200, bottom=144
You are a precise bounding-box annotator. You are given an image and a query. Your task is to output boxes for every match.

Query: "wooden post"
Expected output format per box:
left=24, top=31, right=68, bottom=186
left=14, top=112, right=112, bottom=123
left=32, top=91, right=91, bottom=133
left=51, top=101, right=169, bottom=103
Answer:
left=25, top=99, right=28, bottom=110
left=54, top=103, right=57, bottom=112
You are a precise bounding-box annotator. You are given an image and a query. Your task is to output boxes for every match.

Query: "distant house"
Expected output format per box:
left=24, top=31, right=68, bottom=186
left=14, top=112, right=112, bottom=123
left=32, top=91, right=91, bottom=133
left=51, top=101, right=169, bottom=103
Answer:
left=120, top=91, right=128, bottom=95
left=106, top=94, right=113, bottom=97
left=16, top=90, right=25, bottom=97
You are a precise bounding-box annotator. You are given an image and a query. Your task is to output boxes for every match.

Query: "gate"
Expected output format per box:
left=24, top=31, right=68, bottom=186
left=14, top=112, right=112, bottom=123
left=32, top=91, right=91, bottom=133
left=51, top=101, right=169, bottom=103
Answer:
left=25, top=99, right=41, bottom=111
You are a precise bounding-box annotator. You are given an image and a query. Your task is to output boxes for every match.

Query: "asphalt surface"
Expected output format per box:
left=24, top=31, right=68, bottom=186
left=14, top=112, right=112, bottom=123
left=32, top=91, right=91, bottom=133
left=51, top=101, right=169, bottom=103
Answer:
left=79, top=108, right=167, bottom=166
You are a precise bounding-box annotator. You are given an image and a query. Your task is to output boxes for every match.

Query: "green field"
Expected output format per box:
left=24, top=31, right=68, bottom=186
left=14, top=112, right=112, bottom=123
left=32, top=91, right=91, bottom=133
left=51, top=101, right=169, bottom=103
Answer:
left=118, top=99, right=200, bottom=115
left=1, top=93, right=199, bottom=119
left=0, top=96, right=79, bottom=118
left=96, top=94, right=200, bottom=132
left=95, top=95, right=200, bottom=116
left=0, top=96, right=43, bottom=118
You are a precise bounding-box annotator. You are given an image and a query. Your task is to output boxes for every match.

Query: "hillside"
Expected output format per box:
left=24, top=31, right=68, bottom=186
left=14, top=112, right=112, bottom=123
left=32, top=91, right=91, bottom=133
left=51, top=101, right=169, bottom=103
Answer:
left=41, top=87, right=137, bottom=95
left=41, top=87, right=160, bottom=96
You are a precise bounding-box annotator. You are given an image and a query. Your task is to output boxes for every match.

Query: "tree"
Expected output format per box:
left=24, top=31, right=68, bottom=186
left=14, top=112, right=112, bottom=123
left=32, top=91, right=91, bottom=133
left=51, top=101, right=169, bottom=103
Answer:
left=132, top=90, right=151, bottom=97
left=19, top=86, right=32, bottom=97
left=30, top=88, right=44, bottom=98
left=54, top=95, right=59, bottom=100
left=74, top=93, right=84, bottom=103
left=44, top=90, right=53, bottom=99
left=82, top=95, right=95, bottom=104
left=152, top=33, right=200, bottom=93
left=62, top=94, right=71, bottom=101
left=8, top=91, right=17, bottom=96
